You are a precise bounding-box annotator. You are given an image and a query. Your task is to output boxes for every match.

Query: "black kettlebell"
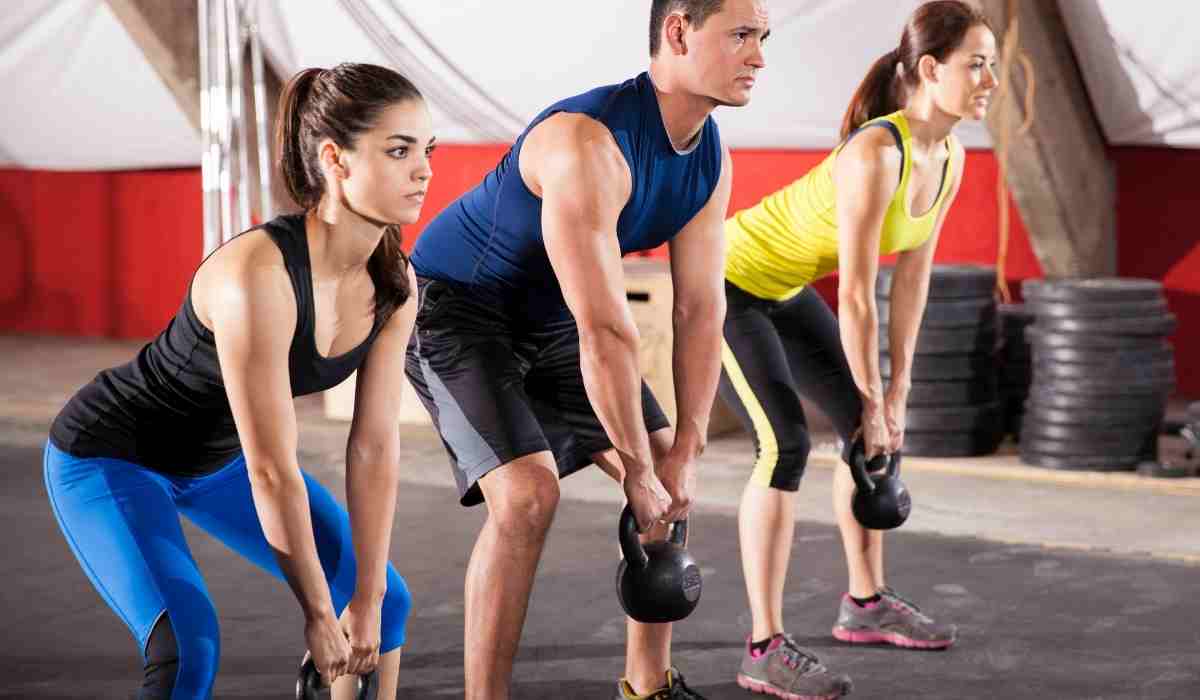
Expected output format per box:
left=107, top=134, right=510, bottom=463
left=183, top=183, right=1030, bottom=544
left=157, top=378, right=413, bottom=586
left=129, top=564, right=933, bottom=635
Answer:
left=842, top=435, right=910, bottom=530
left=615, top=504, right=702, bottom=623
left=296, top=651, right=378, bottom=700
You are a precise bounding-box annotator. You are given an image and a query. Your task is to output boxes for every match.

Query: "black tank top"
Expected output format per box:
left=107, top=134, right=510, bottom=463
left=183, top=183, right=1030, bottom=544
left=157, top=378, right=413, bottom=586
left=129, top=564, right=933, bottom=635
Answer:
left=49, top=214, right=386, bottom=476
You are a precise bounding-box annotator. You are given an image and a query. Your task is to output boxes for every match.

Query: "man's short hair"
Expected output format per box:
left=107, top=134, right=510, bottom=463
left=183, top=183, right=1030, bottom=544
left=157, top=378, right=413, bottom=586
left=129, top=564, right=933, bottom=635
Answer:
left=649, top=0, right=726, bottom=56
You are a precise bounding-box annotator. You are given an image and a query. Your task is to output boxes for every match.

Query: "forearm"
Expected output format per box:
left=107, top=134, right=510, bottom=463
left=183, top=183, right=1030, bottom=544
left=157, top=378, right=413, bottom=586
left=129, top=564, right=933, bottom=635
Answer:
left=670, top=301, right=725, bottom=459
left=345, top=441, right=400, bottom=602
left=579, top=323, right=655, bottom=475
left=246, top=461, right=334, bottom=620
left=837, top=291, right=885, bottom=412
left=885, top=265, right=930, bottom=396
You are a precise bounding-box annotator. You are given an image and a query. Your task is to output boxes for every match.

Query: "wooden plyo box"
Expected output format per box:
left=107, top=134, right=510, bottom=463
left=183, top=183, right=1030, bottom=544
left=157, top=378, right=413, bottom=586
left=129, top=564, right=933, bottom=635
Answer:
left=323, top=371, right=432, bottom=424
left=623, top=259, right=742, bottom=437
left=323, top=261, right=743, bottom=437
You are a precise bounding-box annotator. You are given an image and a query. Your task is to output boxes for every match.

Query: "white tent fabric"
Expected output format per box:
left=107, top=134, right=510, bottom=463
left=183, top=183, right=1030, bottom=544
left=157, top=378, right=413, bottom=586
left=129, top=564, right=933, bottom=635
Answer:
left=1059, top=0, right=1200, bottom=148
left=0, top=0, right=199, bottom=169
left=3, top=1, right=1198, bottom=171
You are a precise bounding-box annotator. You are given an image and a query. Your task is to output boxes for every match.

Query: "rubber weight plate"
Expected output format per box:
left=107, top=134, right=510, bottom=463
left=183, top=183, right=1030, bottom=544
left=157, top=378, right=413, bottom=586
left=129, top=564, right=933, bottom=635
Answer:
left=876, top=264, right=996, bottom=300
left=903, top=426, right=1004, bottom=457
left=904, top=377, right=999, bottom=406
left=1024, top=387, right=1167, bottom=413
left=1025, top=326, right=1170, bottom=350
left=1022, top=278, right=1163, bottom=304
left=905, top=401, right=1002, bottom=431
left=1023, top=404, right=1164, bottom=428
left=880, top=323, right=997, bottom=355
left=1024, top=298, right=1168, bottom=319
left=881, top=353, right=996, bottom=381
left=1030, top=373, right=1176, bottom=396
left=1030, top=343, right=1172, bottom=366
left=1018, top=451, right=1142, bottom=472
left=1032, top=360, right=1175, bottom=383
left=1033, top=313, right=1177, bottom=337
left=1020, top=436, right=1151, bottom=458
left=1020, top=421, right=1157, bottom=446
left=879, top=297, right=996, bottom=329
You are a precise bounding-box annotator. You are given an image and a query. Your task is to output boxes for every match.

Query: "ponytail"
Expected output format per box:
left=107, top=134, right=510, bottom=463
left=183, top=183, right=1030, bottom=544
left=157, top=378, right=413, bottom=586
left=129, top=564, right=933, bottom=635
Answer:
left=839, top=49, right=902, bottom=141
left=367, top=225, right=411, bottom=323
left=276, top=67, right=325, bottom=210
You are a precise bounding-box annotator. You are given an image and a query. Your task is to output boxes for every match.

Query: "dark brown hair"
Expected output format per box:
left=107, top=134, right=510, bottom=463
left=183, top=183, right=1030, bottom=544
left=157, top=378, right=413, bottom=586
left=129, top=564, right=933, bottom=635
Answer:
left=839, top=0, right=991, bottom=140
left=649, top=0, right=726, bottom=56
left=276, top=62, right=422, bottom=321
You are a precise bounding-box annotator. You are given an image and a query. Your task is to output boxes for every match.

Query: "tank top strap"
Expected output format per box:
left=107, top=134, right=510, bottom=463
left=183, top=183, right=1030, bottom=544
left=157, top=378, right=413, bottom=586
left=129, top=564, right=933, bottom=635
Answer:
left=259, top=214, right=314, bottom=342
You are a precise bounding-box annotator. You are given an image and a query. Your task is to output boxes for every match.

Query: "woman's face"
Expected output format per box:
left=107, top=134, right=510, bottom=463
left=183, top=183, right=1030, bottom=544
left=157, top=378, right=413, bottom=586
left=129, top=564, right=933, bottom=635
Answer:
left=927, top=24, right=999, bottom=121
left=336, top=98, right=436, bottom=226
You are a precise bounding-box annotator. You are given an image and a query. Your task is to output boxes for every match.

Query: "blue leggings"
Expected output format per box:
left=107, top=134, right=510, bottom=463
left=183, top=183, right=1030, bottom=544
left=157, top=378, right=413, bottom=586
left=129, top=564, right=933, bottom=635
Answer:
left=43, top=441, right=411, bottom=699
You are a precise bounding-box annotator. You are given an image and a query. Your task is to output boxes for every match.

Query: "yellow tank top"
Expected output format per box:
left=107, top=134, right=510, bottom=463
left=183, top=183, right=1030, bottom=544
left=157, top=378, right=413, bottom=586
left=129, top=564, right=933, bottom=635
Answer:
left=725, top=111, right=957, bottom=301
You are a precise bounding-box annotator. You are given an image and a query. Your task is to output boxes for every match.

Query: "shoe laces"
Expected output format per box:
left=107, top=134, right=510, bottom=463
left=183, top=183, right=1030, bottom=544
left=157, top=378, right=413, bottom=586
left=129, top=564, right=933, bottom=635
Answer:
left=650, top=670, right=704, bottom=699
left=880, top=587, right=933, bottom=623
left=777, top=634, right=824, bottom=674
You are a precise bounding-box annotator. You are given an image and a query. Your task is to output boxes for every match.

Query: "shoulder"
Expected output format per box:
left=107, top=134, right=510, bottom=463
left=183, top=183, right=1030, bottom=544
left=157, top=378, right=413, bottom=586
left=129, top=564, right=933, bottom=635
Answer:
left=836, top=126, right=902, bottom=185
left=523, top=112, right=630, bottom=195
left=192, top=228, right=294, bottom=328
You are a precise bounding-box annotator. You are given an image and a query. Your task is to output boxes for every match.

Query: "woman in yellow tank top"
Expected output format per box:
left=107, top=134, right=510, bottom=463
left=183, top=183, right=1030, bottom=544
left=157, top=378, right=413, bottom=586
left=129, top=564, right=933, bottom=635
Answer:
left=724, top=3, right=997, bottom=696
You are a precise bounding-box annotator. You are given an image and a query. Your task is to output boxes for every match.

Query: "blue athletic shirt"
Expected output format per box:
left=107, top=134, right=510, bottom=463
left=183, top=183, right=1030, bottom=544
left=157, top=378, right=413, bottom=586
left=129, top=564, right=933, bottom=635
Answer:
left=410, top=71, right=723, bottom=323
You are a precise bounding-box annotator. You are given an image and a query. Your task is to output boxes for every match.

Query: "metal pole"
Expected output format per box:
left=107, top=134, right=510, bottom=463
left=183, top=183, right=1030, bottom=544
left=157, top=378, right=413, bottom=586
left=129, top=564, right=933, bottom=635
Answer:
left=199, top=0, right=220, bottom=255
left=215, top=0, right=234, bottom=243
left=248, top=18, right=273, bottom=223
left=227, top=0, right=252, bottom=232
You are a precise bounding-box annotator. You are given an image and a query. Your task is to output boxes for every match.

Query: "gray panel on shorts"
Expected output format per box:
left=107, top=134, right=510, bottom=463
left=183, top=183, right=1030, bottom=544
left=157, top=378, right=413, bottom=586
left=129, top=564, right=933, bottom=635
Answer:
left=414, top=334, right=501, bottom=475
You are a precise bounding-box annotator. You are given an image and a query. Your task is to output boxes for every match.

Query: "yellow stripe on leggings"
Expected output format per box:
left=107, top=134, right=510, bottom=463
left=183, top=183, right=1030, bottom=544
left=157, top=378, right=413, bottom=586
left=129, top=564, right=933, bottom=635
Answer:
left=721, top=339, right=779, bottom=487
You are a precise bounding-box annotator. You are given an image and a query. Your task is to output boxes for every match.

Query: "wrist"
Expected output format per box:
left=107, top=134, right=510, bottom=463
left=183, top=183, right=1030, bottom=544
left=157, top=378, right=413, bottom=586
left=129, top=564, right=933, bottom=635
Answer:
left=861, top=392, right=886, bottom=413
left=352, top=587, right=387, bottom=606
left=302, top=599, right=337, bottom=623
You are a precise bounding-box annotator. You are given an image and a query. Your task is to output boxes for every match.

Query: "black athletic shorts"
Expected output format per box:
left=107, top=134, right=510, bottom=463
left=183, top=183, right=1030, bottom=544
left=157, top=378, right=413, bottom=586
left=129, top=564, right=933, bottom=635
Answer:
left=405, top=277, right=671, bottom=506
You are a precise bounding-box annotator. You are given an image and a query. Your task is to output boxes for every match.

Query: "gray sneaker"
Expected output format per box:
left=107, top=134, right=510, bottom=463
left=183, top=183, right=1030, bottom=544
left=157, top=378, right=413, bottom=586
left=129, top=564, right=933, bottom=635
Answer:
left=736, top=633, right=853, bottom=700
left=832, top=587, right=957, bottom=650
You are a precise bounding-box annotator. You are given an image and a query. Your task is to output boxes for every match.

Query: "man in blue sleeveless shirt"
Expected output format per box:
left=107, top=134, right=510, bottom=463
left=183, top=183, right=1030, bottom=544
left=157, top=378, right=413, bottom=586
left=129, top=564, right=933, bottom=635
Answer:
left=407, top=2, right=768, bottom=697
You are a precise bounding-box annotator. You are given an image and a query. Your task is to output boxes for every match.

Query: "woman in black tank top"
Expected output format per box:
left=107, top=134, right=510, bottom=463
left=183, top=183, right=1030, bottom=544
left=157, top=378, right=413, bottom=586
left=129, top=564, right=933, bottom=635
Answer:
left=44, top=63, right=435, bottom=698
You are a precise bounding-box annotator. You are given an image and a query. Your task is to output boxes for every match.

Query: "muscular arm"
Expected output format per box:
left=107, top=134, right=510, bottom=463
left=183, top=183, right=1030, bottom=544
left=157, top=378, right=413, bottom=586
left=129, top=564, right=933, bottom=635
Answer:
left=833, top=129, right=902, bottom=416
left=344, top=263, right=419, bottom=602
left=529, top=114, right=655, bottom=478
left=886, top=141, right=966, bottom=395
left=666, top=145, right=733, bottom=460
left=207, top=248, right=334, bottom=622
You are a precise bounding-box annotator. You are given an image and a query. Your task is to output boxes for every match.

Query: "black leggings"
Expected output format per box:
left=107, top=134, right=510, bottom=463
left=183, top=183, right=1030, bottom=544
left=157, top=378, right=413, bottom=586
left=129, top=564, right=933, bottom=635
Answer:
left=718, top=282, right=862, bottom=491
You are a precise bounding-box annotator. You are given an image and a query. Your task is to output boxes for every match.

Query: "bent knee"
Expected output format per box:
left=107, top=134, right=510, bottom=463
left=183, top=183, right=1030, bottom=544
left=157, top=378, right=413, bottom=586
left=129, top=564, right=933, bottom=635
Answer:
left=753, top=429, right=812, bottom=492
left=485, top=461, right=560, bottom=538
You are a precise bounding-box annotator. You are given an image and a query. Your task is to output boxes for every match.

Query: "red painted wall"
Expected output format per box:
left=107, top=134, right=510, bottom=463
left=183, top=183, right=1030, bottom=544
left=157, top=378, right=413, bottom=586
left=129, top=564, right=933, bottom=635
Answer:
left=1, top=145, right=1196, bottom=394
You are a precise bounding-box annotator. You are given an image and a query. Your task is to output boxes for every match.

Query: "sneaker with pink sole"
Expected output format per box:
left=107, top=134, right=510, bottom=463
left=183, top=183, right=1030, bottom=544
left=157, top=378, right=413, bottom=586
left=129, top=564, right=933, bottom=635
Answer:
left=736, top=633, right=853, bottom=700
left=831, top=587, right=957, bottom=650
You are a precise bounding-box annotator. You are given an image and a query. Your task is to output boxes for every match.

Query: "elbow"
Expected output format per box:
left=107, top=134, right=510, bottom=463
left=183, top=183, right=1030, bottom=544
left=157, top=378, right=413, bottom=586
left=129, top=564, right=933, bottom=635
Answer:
left=673, top=295, right=726, bottom=331
left=347, top=438, right=400, bottom=478
left=244, top=456, right=299, bottom=492
left=837, top=287, right=876, bottom=320
left=577, top=316, right=640, bottom=355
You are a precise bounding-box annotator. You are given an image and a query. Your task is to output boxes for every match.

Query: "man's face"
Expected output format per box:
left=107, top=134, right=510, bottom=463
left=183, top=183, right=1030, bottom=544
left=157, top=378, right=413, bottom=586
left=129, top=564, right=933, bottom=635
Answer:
left=677, top=0, right=769, bottom=107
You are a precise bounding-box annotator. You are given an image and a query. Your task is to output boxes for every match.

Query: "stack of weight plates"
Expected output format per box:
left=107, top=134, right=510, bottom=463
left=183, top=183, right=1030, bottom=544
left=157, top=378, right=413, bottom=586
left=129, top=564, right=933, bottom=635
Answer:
left=1019, top=278, right=1176, bottom=471
left=877, top=264, right=1003, bottom=457
left=997, top=303, right=1035, bottom=441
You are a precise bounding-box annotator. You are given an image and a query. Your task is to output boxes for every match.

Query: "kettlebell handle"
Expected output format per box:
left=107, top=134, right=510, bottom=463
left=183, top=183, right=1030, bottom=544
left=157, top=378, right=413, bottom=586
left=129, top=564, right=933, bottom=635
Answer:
left=296, top=652, right=376, bottom=700
left=841, top=434, right=901, bottom=494
left=618, top=504, right=688, bottom=570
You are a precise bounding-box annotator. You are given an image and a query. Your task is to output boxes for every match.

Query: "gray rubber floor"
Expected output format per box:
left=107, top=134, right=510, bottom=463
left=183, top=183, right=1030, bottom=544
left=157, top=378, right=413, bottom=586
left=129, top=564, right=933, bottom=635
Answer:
left=4, top=441, right=1199, bottom=699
